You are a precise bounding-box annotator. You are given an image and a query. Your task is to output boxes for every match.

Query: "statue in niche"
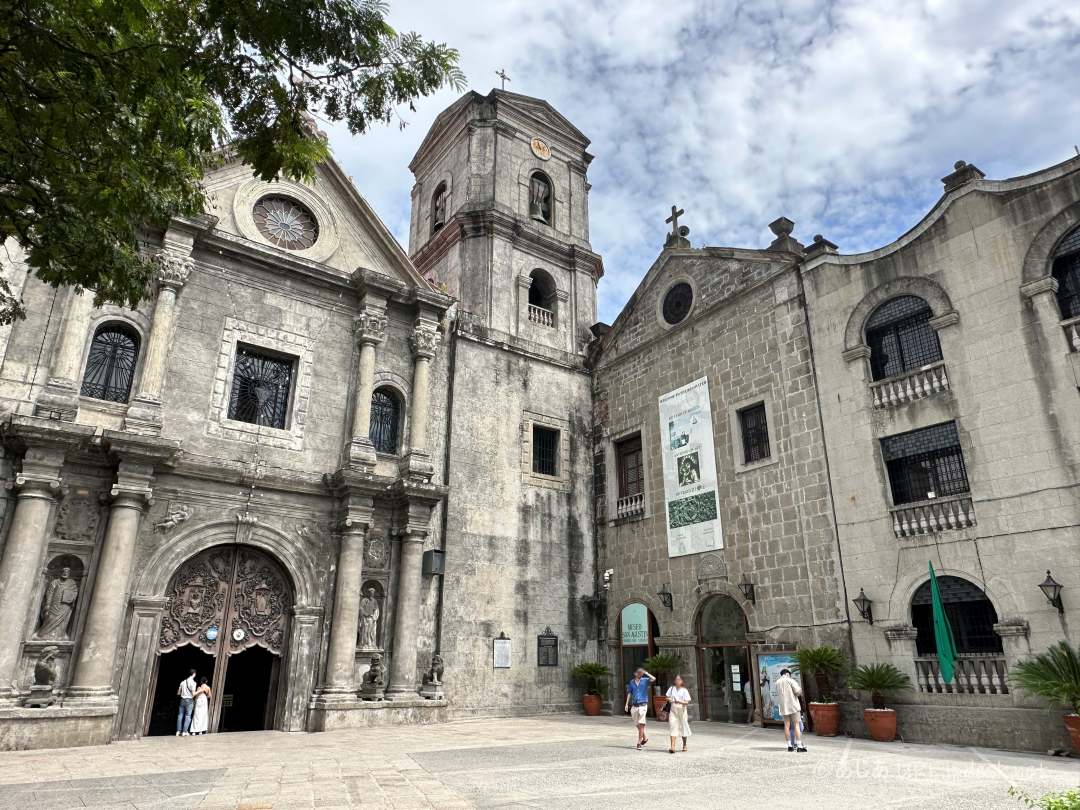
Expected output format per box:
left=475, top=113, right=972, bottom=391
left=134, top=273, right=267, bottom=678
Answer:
left=35, top=566, right=78, bottom=639
left=358, top=587, right=380, bottom=650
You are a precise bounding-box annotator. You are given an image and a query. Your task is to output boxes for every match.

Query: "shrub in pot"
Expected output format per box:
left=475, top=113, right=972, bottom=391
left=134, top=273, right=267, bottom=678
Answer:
left=848, top=662, right=911, bottom=742
left=795, top=645, right=846, bottom=736
left=571, top=662, right=610, bottom=716
left=1011, top=641, right=1080, bottom=754
left=641, top=652, right=683, bottom=719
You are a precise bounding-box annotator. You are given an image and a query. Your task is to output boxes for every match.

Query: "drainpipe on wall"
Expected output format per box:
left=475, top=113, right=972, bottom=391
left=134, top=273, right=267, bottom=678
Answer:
left=433, top=321, right=458, bottom=655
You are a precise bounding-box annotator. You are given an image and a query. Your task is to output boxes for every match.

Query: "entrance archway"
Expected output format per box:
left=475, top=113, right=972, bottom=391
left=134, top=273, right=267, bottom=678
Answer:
left=617, top=602, right=660, bottom=713
left=696, top=595, right=750, bottom=723
left=146, top=545, right=293, bottom=735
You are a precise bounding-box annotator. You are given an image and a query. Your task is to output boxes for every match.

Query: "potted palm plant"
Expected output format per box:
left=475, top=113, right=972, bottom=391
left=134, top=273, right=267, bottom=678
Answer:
left=571, top=662, right=610, bottom=716
left=1011, top=641, right=1080, bottom=754
left=642, top=652, right=684, bottom=719
left=795, top=645, right=846, bottom=736
left=848, top=662, right=911, bottom=742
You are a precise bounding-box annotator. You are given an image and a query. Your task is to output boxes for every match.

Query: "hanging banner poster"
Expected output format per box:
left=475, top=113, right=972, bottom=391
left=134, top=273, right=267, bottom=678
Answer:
left=620, top=603, right=649, bottom=646
left=757, top=651, right=801, bottom=725
left=658, top=377, right=723, bottom=557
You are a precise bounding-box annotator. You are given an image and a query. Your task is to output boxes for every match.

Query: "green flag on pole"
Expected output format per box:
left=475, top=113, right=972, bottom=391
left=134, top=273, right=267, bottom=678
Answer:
left=929, top=561, right=958, bottom=684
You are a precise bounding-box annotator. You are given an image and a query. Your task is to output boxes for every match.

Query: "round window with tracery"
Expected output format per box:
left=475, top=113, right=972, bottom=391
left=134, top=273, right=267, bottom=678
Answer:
left=253, top=196, right=319, bottom=250
left=662, top=282, right=694, bottom=325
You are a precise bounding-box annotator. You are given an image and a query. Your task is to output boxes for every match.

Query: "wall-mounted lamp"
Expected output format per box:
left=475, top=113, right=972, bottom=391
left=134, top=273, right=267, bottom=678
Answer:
left=582, top=594, right=604, bottom=612
left=738, top=575, right=756, bottom=605
left=657, top=583, right=673, bottom=611
left=852, top=588, right=874, bottom=624
left=1039, top=570, right=1064, bottom=614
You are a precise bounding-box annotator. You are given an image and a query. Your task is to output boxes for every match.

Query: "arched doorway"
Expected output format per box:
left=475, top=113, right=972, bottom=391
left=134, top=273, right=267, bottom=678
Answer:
left=146, top=545, right=293, bottom=735
left=618, top=603, right=660, bottom=708
left=696, top=595, right=750, bottom=723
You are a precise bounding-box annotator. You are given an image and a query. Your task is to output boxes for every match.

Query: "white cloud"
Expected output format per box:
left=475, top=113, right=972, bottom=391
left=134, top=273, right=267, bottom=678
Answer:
left=327, top=0, right=1080, bottom=322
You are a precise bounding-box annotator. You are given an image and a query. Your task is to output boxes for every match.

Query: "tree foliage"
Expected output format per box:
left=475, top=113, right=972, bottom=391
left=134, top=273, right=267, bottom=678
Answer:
left=0, top=0, right=464, bottom=323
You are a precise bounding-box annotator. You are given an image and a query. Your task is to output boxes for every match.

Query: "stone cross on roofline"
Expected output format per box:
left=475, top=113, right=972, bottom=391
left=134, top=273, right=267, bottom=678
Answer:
left=495, top=69, right=511, bottom=91
left=664, top=204, right=691, bottom=249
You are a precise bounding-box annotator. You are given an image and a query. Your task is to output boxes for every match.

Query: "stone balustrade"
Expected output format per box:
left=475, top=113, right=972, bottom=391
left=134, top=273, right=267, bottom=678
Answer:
left=1061, top=315, right=1080, bottom=352
left=870, top=361, right=949, bottom=409
left=914, top=654, right=1009, bottom=695
left=616, top=492, right=645, bottom=519
left=528, top=304, right=554, bottom=328
left=890, top=493, right=975, bottom=537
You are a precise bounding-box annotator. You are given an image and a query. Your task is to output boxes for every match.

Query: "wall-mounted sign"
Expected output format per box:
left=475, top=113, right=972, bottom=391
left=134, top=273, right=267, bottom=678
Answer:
left=658, top=376, right=723, bottom=557
left=537, top=627, right=559, bottom=667
left=493, top=632, right=512, bottom=669
left=621, top=603, right=648, bottom=646
left=530, top=137, right=551, bottom=161
left=757, top=651, right=801, bottom=725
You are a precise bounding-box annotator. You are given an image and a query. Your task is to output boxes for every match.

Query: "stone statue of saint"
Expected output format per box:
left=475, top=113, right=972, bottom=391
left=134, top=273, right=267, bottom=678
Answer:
left=36, top=566, right=78, bottom=639
left=358, top=587, right=380, bottom=650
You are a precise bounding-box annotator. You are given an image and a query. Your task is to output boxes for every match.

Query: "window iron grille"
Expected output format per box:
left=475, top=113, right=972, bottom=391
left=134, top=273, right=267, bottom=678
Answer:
left=865, top=296, right=942, bottom=381
left=532, top=425, right=559, bottom=476
left=80, top=324, right=139, bottom=403
left=911, top=575, right=1002, bottom=655
left=227, top=345, right=294, bottom=429
left=616, top=435, right=644, bottom=498
left=1053, top=251, right=1080, bottom=320
left=662, top=283, right=694, bottom=325
left=369, top=388, right=401, bottom=454
left=881, top=422, right=969, bottom=505
left=738, top=402, right=771, bottom=463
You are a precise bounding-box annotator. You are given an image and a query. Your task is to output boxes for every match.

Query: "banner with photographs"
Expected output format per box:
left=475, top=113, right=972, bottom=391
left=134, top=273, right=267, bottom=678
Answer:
left=658, top=376, right=723, bottom=557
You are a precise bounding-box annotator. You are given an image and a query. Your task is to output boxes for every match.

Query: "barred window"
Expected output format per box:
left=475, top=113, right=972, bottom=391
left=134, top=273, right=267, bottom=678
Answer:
left=738, top=402, right=771, bottom=464
left=911, top=576, right=1002, bottom=655
left=81, top=322, right=139, bottom=403
left=1052, top=225, right=1080, bottom=319
left=370, top=387, right=401, bottom=454
left=865, top=296, right=942, bottom=381
left=881, top=422, right=969, bottom=505
left=532, top=425, right=559, bottom=476
left=227, top=344, right=295, bottom=429
left=616, top=434, right=643, bottom=498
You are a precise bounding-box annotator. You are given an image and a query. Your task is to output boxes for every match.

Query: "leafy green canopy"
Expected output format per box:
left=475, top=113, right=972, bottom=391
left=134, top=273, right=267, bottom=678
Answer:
left=0, top=0, right=464, bottom=323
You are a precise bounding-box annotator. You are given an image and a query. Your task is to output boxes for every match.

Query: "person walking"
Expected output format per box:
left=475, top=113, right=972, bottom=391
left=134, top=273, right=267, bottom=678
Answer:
left=776, top=668, right=806, bottom=752
left=176, top=669, right=197, bottom=737
left=623, top=667, right=656, bottom=749
left=189, top=676, right=211, bottom=735
left=665, top=674, right=692, bottom=753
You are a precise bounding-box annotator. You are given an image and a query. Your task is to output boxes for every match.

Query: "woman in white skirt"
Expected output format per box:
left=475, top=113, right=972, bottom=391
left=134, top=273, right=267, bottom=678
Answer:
left=189, top=677, right=211, bottom=735
left=665, top=674, right=692, bottom=753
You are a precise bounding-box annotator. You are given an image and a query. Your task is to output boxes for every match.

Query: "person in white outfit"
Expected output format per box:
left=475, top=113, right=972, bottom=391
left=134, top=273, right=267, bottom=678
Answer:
left=776, top=668, right=806, bottom=752
left=665, top=674, right=692, bottom=753
left=189, top=676, right=211, bottom=735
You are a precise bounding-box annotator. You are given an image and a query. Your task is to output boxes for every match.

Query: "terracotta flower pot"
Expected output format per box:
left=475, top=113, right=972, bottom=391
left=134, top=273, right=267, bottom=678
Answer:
left=809, top=702, right=840, bottom=736
left=863, top=707, right=897, bottom=742
left=1064, top=714, right=1080, bottom=753
left=653, top=694, right=669, bottom=721
left=582, top=693, right=603, bottom=716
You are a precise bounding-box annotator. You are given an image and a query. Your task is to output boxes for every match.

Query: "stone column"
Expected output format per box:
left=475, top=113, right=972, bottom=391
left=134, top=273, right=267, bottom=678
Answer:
left=345, top=308, right=387, bottom=470
left=883, top=624, right=920, bottom=691
left=124, top=252, right=192, bottom=434
left=318, top=522, right=367, bottom=700
left=0, top=447, right=64, bottom=703
left=35, top=289, right=95, bottom=420
left=400, top=320, right=440, bottom=482
left=67, top=462, right=153, bottom=703
left=385, top=530, right=425, bottom=698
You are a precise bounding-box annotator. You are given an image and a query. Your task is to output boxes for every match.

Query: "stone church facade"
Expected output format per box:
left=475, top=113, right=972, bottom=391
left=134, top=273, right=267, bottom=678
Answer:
left=0, top=85, right=1078, bottom=754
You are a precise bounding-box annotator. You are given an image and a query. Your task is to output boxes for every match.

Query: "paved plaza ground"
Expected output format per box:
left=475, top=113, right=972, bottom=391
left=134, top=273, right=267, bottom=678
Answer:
left=0, top=715, right=1076, bottom=809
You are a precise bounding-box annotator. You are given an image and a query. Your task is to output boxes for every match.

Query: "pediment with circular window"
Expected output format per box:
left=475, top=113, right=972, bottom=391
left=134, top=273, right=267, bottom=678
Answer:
left=232, top=179, right=339, bottom=262
left=253, top=196, right=319, bottom=250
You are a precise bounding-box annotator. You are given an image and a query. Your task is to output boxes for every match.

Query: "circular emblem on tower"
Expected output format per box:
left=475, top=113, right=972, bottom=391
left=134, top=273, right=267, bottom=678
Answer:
left=530, top=137, right=551, bottom=161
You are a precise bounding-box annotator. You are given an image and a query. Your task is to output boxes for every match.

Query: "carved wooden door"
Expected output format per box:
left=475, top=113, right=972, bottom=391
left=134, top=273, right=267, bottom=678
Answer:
left=158, top=545, right=292, bottom=732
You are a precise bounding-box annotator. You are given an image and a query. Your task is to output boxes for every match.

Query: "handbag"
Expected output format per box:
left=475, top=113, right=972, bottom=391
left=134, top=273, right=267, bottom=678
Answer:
left=661, top=700, right=672, bottom=714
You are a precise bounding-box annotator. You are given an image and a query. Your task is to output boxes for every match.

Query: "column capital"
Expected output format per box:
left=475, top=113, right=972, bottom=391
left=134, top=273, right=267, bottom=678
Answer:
left=410, top=321, right=441, bottom=359
left=152, top=250, right=193, bottom=292
left=7, top=445, right=67, bottom=499
left=354, top=308, right=388, bottom=346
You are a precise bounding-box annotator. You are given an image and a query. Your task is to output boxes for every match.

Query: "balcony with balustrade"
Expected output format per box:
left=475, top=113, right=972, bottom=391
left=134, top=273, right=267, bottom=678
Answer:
left=890, top=493, right=976, bottom=538
left=615, top=492, right=645, bottom=520
left=870, top=361, right=950, bottom=409
left=528, top=304, right=554, bottom=328
left=914, top=654, right=1009, bottom=695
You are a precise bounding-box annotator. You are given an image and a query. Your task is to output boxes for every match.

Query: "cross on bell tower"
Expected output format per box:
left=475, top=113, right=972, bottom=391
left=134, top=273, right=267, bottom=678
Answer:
left=664, top=204, right=690, bottom=249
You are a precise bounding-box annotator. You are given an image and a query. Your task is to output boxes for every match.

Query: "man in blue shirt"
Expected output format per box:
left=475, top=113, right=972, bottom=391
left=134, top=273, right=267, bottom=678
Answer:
left=624, top=667, right=656, bottom=749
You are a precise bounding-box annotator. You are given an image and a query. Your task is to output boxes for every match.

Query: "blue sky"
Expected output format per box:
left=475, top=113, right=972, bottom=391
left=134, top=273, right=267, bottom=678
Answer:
left=325, top=0, right=1080, bottom=324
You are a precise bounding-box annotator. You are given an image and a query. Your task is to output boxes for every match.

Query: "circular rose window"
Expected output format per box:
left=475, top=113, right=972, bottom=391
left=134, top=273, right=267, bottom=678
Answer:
left=253, top=196, right=319, bottom=250
left=662, top=282, right=694, bottom=325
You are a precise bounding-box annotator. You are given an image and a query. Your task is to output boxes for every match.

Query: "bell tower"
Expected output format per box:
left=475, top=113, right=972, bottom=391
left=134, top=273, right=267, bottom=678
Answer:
left=408, top=89, right=603, bottom=353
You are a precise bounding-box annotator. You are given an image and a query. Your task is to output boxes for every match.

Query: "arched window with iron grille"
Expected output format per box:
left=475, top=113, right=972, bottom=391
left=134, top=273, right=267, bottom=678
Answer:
left=865, top=295, right=943, bottom=381
left=1052, top=225, right=1080, bottom=319
left=369, top=387, right=402, bottom=454
left=80, top=322, right=140, bottom=403
left=911, top=576, right=1002, bottom=655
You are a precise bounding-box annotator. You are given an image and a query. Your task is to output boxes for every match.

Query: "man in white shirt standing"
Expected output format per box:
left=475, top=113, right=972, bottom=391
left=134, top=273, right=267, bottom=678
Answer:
left=176, top=669, right=197, bottom=737
left=776, top=668, right=806, bottom=752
